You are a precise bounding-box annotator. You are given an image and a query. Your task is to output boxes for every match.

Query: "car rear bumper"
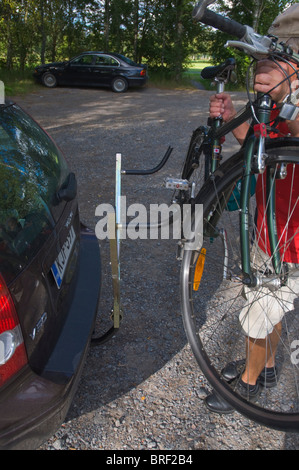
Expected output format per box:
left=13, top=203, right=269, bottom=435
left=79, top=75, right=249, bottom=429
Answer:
left=0, top=226, right=101, bottom=450
left=127, top=76, right=148, bottom=87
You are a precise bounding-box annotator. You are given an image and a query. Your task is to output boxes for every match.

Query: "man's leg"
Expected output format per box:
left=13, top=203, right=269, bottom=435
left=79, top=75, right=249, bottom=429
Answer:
left=204, top=322, right=282, bottom=414
left=242, top=322, right=282, bottom=385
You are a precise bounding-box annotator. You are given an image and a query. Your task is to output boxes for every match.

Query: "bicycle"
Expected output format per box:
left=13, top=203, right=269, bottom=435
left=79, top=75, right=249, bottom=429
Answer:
left=105, top=0, right=299, bottom=432
left=180, top=0, right=299, bottom=431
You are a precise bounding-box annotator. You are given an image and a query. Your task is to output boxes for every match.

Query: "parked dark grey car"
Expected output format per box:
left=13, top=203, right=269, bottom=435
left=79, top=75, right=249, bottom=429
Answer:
left=0, top=99, right=101, bottom=449
left=33, top=52, right=148, bottom=93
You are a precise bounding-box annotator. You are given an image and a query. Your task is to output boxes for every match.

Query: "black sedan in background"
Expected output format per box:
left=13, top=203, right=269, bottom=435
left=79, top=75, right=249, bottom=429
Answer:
left=0, top=100, right=101, bottom=449
left=33, top=51, right=148, bottom=93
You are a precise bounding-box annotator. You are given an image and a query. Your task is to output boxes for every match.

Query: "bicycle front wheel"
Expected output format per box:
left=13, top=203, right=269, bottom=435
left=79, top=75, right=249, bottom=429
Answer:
left=181, top=138, right=299, bottom=431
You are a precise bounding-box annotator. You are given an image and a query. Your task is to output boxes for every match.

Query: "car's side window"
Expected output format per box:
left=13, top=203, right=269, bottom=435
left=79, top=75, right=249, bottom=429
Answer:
left=71, top=55, right=94, bottom=66
left=95, top=55, right=119, bottom=67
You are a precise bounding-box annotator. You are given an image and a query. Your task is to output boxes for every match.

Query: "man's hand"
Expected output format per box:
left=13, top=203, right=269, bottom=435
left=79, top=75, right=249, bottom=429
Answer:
left=209, top=92, right=236, bottom=122
left=209, top=92, right=249, bottom=143
left=254, top=59, right=294, bottom=103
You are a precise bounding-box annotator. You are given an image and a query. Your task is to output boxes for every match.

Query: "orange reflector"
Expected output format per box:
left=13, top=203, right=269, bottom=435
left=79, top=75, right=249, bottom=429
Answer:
left=193, top=248, right=206, bottom=291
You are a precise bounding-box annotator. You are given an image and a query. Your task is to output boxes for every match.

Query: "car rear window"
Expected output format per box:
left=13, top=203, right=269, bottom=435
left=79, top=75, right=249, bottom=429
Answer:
left=114, top=54, right=139, bottom=66
left=0, top=103, right=70, bottom=282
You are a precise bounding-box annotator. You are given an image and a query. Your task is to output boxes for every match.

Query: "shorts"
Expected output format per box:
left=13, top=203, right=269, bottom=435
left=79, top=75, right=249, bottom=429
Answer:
left=239, top=245, right=299, bottom=339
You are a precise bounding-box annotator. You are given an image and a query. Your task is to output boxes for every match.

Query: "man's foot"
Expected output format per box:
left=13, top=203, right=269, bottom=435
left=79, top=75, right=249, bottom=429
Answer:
left=258, top=366, right=279, bottom=388
left=204, top=391, right=234, bottom=414
left=204, top=378, right=261, bottom=415
left=221, top=360, right=279, bottom=388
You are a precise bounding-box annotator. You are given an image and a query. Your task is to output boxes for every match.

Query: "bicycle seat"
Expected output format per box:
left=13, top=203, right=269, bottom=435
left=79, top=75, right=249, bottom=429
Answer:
left=201, top=57, right=236, bottom=81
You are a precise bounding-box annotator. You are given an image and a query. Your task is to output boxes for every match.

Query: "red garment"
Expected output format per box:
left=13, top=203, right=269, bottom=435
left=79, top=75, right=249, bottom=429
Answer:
left=255, top=113, right=299, bottom=263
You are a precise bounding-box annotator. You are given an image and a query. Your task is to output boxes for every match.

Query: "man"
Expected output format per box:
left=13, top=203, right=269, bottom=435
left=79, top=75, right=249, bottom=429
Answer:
left=205, top=4, right=299, bottom=414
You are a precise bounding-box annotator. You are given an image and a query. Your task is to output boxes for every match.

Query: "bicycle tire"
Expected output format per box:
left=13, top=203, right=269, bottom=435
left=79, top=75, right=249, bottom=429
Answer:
left=180, top=138, right=299, bottom=432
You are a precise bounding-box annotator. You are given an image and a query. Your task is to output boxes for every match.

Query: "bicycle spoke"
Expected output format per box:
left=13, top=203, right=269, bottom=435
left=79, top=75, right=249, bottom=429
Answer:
left=181, top=147, right=299, bottom=429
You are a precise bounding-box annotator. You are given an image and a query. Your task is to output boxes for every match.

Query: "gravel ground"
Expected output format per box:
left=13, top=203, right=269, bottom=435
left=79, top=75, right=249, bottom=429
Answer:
left=13, top=84, right=299, bottom=451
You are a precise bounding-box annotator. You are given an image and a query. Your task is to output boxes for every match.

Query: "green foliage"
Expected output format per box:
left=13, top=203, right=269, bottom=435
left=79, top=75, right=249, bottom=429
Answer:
left=0, top=0, right=297, bottom=85
left=0, top=0, right=199, bottom=80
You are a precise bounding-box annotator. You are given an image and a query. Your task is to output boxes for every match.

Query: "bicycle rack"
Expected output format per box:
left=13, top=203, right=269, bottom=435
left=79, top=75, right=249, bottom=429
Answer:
left=92, top=145, right=191, bottom=343
left=91, top=136, right=231, bottom=344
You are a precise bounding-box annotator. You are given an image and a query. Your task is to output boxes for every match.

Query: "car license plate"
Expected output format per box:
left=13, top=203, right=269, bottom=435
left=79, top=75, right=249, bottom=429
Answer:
left=51, top=226, right=76, bottom=289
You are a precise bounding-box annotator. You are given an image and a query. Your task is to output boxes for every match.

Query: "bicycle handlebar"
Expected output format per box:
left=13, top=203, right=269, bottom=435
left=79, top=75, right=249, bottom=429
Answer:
left=192, top=0, right=299, bottom=62
left=192, top=1, right=246, bottom=39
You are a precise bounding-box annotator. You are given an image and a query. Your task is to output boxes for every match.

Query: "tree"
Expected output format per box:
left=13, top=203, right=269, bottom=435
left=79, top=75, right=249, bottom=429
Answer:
left=104, top=0, right=110, bottom=50
left=0, top=0, right=294, bottom=79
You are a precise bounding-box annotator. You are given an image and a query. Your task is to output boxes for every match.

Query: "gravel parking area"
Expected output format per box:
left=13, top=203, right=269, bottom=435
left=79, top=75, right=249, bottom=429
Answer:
left=13, top=84, right=299, bottom=450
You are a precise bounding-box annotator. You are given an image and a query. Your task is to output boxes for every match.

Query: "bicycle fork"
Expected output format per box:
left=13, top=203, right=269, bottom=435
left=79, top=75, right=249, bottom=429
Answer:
left=240, top=93, right=284, bottom=288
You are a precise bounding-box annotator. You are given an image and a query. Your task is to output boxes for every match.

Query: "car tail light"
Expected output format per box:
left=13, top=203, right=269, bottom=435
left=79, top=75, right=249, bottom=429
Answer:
left=0, top=274, right=27, bottom=387
left=140, top=69, right=146, bottom=77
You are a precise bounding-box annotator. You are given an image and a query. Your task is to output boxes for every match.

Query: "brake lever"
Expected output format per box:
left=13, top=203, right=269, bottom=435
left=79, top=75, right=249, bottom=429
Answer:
left=225, top=40, right=270, bottom=59
left=225, top=25, right=274, bottom=60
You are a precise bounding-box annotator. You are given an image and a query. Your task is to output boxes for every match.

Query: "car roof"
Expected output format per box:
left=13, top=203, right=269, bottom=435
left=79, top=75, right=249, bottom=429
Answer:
left=70, top=51, right=140, bottom=67
left=77, top=51, right=116, bottom=56
left=0, top=99, right=15, bottom=109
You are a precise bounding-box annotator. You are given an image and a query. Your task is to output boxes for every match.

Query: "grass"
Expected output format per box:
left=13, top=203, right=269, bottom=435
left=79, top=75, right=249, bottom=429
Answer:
left=183, top=59, right=246, bottom=92
left=147, top=68, right=196, bottom=90
left=188, top=59, right=211, bottom=70
left=0, top=69, right=39, bottom=97
left=183, top=58, right=223, bottom=90
left=183, top=59, right=211, bottom=89
left=146, top=60, right=213, bottom=90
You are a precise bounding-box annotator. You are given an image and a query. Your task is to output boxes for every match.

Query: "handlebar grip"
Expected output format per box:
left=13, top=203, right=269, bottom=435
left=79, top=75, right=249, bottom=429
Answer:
left=192, top=3, right=247, bottom=39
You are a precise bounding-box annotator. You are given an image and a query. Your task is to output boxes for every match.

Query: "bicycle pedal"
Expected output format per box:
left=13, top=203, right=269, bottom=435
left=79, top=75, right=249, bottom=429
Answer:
left=165, top=177, right=189, bottom=190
